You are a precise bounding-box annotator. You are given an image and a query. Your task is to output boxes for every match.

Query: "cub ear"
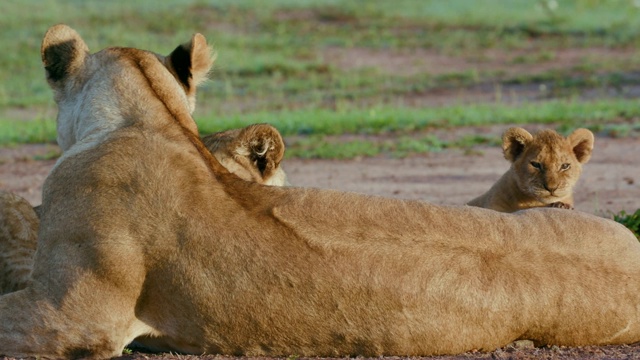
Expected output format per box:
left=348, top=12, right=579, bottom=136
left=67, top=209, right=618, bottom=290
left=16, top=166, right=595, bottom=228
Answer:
left=165, top=33, right=216, bottom=100
left=502, top=127, right=533, bottom=163
left=41, top=24, right=89, bottom=86
left=233, top=124, right=285, bottom=178
left=568, top=128, right=594, bottom=164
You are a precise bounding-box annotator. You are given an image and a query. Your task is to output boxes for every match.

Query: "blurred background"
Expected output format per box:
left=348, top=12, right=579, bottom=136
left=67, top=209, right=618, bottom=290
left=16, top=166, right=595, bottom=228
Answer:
left=1, top=0, right=639, bottom=232
left=1, top=0, right=640, bottom=157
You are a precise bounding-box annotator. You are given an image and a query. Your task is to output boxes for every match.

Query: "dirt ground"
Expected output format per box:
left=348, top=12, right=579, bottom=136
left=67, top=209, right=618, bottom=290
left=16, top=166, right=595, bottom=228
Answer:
left=287, top=136, right=640, bottom=216
left=4, top=133, right=639, bottom=216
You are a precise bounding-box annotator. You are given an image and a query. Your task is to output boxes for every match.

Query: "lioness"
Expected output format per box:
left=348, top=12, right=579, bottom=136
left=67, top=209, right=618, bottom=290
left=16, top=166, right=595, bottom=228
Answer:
left=0, top=123, right=288, bottom=296
left=2, top=24, right=640, bottom=358
left=468, top=127, right=594, bottom=212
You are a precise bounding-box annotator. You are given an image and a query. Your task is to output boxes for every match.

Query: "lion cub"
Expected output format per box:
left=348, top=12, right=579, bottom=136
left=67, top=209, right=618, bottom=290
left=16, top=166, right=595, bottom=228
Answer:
left=202, top=123, right=289, bottom=186
left=0, top=123, right=288, bottom=295
left=468, top=127, right=594, bottom=212
left=0, top=191, right=38, bottom=295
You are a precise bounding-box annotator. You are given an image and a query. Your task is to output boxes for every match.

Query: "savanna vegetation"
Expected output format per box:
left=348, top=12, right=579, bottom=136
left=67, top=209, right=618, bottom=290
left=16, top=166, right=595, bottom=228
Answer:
left=1, top=0, right=639, bottom=221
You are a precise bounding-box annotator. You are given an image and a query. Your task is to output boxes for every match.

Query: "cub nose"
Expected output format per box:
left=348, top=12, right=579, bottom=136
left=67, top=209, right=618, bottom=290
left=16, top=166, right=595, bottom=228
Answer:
left=543, top=183, right=558, bottom=196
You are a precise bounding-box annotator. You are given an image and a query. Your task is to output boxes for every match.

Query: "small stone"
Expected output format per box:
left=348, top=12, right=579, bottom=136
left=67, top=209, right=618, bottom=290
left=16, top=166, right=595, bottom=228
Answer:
left=511, top=340, right=535, bottom=350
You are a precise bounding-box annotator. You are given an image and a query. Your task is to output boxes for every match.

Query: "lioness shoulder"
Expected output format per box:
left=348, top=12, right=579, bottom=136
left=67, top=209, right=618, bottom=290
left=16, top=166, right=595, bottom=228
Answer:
left=0, top=124, right=288, bottom=295
left=467, top=127, right=594, bottom=213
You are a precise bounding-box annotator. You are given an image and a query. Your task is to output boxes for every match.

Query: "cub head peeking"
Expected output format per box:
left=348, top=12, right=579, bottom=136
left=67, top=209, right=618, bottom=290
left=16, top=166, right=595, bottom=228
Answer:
left=202, top=123, right=288, bottom=186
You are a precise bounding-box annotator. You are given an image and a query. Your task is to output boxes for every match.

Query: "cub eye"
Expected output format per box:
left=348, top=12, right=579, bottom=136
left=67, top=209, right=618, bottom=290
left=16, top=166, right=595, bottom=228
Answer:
left=530, top=161, right=542, bottom=170
left=560, top=163, right=570, bottom=171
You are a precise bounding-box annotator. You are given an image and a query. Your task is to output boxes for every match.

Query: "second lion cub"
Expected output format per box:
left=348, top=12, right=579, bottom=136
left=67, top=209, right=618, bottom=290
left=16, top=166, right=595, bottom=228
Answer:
left=468, top=127, right=594, bottom=212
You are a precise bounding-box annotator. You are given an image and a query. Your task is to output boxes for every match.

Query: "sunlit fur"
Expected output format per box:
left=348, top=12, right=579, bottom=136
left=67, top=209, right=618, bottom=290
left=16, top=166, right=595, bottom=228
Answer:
left=1, top=25, right=639, bottom=359
left=202, top=123, right=288, bottom=186
left=0, top=191, right=37, bottom=295
left=468, top=127, right=594, bottom=212
left=0, top=124, right=288, bottom=295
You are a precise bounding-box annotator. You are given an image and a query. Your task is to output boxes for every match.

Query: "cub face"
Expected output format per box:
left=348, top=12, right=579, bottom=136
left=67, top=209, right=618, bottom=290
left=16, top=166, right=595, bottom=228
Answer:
left=504, top=127, right=594, bottom=205
left=202, top=123, right=288, bottom=186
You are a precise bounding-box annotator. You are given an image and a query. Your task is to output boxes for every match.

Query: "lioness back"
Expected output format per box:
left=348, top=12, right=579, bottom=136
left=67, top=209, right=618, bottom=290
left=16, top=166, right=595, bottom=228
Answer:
left=0, top=124, right=288, bottom=296
left=468, top=127, right=594, bottom=213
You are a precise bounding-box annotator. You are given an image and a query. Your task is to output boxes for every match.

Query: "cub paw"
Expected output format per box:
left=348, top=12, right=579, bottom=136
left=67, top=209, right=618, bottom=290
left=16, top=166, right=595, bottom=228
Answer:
left=548, top=202, right=573, bottom=210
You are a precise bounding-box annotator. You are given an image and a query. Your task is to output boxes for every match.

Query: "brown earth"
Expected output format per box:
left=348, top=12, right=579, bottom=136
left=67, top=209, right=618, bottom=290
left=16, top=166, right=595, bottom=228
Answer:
left=4, top=132, right=638, bottom=215
left=323, top=46, right=639, bottom=77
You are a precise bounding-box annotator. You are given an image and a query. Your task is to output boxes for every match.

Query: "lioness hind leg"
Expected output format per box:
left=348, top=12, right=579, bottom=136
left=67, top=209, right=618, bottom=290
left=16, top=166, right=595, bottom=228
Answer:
left=0, top=277, right=152, bottom=358
left=0, top=191, right=38, bottom=295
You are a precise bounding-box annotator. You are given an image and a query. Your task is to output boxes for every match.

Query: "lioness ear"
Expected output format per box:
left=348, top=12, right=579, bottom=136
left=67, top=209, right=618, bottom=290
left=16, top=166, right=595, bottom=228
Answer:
left=502, top=127, right=533, bottom=162
left=568, top=128, right=594, bottom=164
left=165, top=33, right=216, bottom=96
left=41, top=24, right=89, bottom=85
left=234, top=124, right=285, bottom=177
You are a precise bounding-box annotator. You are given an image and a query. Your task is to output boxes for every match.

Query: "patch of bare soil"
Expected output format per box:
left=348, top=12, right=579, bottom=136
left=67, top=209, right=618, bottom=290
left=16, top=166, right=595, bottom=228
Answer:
left=115, top=341, right=640, bottom=360
left=286, top=136, right=640, bottom=215
left=320, top=46, right=640, bottom=108
left=29, top=340, right=637, bottom=360
left=0, top=144, right=58, bottom=206
left=4, top=136, right=638, bottom=215
left=322, top=46, right=639, bottom=78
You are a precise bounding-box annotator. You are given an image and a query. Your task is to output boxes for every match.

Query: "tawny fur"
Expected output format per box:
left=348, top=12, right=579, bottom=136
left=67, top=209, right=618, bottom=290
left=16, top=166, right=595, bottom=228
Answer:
left=468, top=127, right=594, bottom=212
left=202, top=123, right=289, bottom=186
left=0, top=123, right=288, bottom=295
left=1, top=25, right=640, bottom=358
left=0, top=192, right=38, bottom=295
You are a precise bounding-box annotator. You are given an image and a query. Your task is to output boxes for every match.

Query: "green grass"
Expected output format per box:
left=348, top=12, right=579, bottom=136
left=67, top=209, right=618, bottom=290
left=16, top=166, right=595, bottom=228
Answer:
left=3, top=0, right=640, bottom=108
left=2, top=1, right=638, bottom=217
left=613, top=209, right=640, bottom=240
left=2, top=0, right=640, bottom=160
left=286, top=133, right=500, bottom=159
left=4, top=98, right=638, bottom=160
left=196, top=99, right=640, bottom=137
left=0, top=119, right=57, bottom=145
left=3, top=97, right=639, bottom=144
